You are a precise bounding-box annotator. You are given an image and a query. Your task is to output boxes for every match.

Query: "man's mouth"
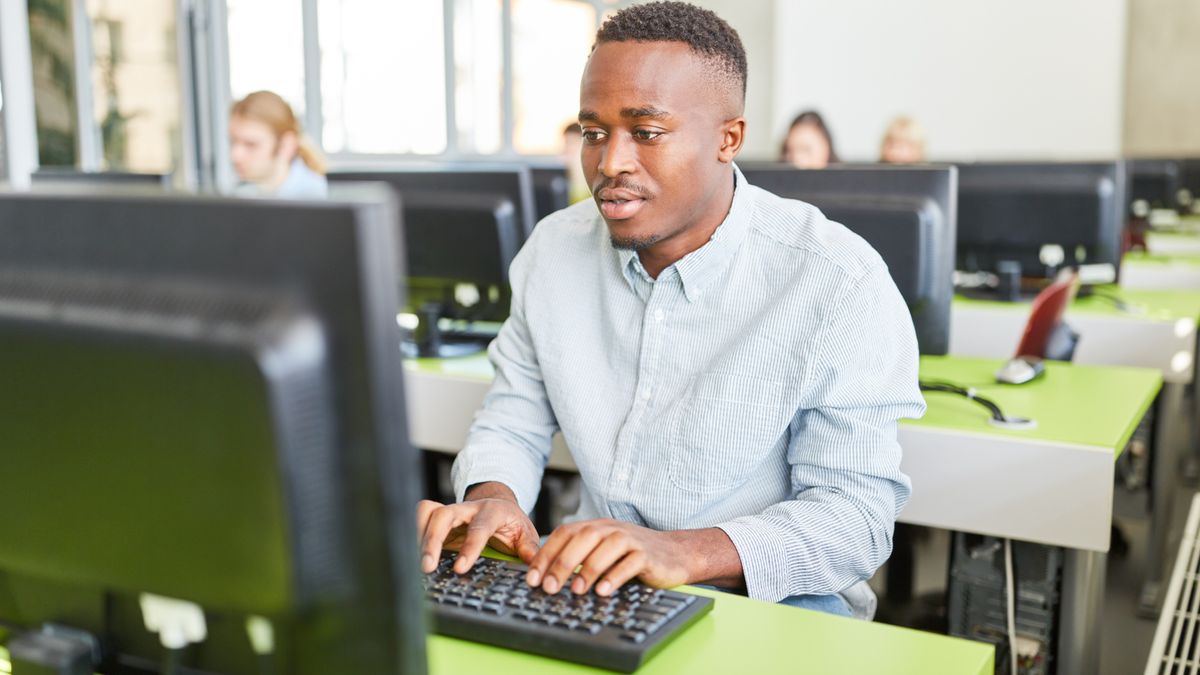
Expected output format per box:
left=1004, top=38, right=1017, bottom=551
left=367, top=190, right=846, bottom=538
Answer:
left=597, top=188, right=649, bottom=220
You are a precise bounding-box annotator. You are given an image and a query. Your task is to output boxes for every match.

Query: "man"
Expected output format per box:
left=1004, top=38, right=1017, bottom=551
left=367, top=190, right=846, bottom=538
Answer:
left=416, top=1, right=924, bottom=618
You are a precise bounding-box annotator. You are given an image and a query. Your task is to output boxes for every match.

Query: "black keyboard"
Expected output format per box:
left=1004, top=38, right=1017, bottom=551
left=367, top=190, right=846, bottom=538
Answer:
left=424, top=553, right=714, bottom=672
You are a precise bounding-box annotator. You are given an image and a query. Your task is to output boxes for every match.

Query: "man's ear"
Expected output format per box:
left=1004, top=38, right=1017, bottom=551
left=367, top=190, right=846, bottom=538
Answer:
left=718, top=117, right=746, bottom=163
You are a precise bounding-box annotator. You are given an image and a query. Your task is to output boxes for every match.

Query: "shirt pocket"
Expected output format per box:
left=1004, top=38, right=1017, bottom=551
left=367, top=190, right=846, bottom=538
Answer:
left=668, top=372, right=792, bottom=494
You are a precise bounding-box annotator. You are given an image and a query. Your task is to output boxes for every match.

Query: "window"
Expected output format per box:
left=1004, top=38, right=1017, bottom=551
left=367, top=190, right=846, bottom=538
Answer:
left=226, top=0, right=306, bottom=115
left=452, top=0, right=502, bottom=154
left=318, top=0, right=447, bottom=154
left=220, top=0, right=598, bottom=158
left=511, top=0, right=594, bottom=155
left=86, top=0, right=182, bottom=173
left=28, top=0, right=79, bottom=166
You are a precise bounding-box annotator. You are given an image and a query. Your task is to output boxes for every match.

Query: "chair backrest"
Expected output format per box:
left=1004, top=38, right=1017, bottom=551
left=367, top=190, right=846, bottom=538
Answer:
left=1014, top=269, right=1080, bottom=359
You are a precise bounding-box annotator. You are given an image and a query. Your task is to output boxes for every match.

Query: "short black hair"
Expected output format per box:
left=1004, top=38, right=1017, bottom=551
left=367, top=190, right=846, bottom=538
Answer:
left=595, top=2, right=747, bottom=102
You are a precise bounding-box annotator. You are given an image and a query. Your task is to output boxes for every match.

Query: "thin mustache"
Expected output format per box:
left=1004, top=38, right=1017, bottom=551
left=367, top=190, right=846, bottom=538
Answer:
left=592, top=179, right=651, bottom=199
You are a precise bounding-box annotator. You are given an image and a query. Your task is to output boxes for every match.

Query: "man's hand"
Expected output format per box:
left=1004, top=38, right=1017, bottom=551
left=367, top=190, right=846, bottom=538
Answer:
left=415, top=482, right=540, bottom=575
left=526, top=519, right=700, bottom=596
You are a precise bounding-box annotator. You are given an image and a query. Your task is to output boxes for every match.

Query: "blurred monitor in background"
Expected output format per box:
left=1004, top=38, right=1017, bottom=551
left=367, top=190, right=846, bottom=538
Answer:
left=779, top=110, right=838, bottom=169
left=880, top=116, right=926, bottom=165
left=560, top=122, right=590, bottom=204
left=229, top=90, right=328, bottom=199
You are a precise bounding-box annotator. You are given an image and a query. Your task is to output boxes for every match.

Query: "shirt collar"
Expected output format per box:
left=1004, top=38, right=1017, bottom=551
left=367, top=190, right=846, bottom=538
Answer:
left=674, top=164, right=753, bottom=302
left=613, top=163, right=753, bottom=302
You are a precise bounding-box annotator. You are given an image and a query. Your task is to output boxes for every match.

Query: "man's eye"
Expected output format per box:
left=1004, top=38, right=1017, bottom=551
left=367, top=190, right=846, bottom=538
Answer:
left=633, top=130, right=663, bottom=141
left=582, top=130, right=605, bottom=142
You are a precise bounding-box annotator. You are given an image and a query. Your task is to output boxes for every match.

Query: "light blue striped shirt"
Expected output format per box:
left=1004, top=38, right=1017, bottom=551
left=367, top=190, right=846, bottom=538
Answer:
left=452, top=164, right=924, bottom=603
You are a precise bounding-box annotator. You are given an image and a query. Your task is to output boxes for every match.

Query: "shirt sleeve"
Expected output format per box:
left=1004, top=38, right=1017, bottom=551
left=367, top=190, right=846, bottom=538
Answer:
left=715, top=263, right=925, bottom=602
left=450, top=243, right=560, bottom=514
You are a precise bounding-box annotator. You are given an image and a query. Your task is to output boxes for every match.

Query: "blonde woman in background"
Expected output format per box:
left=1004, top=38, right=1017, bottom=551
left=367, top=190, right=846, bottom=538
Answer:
left=229, top=91, right=328, bottom=198
left=879, top=116, right=926, bottom=164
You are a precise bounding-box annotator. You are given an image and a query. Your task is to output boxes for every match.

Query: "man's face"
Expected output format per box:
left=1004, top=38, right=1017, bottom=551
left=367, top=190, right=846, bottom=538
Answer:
left=579, top=41, right=737, bottom=251
left=229, top=116, right=285, bottom=183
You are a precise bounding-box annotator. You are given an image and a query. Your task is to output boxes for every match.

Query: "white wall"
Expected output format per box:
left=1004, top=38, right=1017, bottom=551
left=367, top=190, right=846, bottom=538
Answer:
left=691, top=0, right=776, bottom=158
left=769, top=0, right=1128, bottom=162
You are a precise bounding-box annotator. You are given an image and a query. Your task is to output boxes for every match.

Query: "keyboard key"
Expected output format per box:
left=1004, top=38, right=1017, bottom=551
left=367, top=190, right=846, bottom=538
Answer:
left=482, top=602, right=504, bottom=614
left=620, top=631, right=647, bottom=644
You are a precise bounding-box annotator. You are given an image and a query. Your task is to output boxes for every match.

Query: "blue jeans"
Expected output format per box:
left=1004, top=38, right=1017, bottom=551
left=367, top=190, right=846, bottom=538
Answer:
left=693, top=584, right=853, bottom=618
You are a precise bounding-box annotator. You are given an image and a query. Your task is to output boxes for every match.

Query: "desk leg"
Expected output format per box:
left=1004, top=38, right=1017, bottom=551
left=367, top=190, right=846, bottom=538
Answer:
left=1141, top=384, right=1187, bottom=616
left=1058, top=548, right=1106, bottom=675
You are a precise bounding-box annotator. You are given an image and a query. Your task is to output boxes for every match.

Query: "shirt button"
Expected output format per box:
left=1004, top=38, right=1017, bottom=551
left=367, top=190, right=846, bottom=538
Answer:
left=640, top=390, right=651, bottom=401
left=616, top=471, right=630, bottom=482
left=654, top=309, right=665, bottom=322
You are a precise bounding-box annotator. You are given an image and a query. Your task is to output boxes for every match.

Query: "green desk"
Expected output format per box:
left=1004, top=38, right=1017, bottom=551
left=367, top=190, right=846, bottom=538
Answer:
left=950, top=287, right=1200, bottom=384
left=404, top=353, right=1161, bottom=674
left=949, top=287, right=1199, bottom=616
left=430, top=585, right=993, bottom=674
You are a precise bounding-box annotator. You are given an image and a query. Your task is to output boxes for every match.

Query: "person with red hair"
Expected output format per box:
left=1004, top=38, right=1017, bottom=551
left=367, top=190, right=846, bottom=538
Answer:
left=229, top=90, right=328, bottom=198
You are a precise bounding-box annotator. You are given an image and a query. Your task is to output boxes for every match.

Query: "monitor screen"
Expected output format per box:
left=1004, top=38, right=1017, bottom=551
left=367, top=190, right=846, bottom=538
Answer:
left=955, top=162, right=1125, bottom=280
left=1127, top=159, right=1181, bottom=212
left=330, top=165, right=537, bottom=240
left=740, top=164, right=957, bottom=356
left=0, top=187, right=425, bottom=675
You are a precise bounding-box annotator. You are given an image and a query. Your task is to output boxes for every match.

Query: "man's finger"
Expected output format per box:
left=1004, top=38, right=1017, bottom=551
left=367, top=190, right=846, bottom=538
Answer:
left=455, top=512, right=503, bottom=574
left=572, top=532, right=631, bottom=594
left=595, top=550, right=647, bottom=596
left=414, top=500, right=444, bottom=541
left=420, top=504, right=475, bottom=572
left=527, top=524, right=578, bottom=589
left=514, top=527, right=540, bottom=564
left=542, top=525, right=607, bottom=594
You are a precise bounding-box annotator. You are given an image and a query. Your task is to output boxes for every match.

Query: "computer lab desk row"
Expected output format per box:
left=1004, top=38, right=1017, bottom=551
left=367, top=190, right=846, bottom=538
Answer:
left=951, top=287, right=1200, bottom=617
left=428, top=581, right=994, bottom=674
left=405, top=352, right=1161, bottom=675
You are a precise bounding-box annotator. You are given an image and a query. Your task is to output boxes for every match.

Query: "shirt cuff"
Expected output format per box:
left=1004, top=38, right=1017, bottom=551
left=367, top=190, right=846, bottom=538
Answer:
left=715, top=517, right=797, bottom=603
left=451, top=444, right=544, bottom=514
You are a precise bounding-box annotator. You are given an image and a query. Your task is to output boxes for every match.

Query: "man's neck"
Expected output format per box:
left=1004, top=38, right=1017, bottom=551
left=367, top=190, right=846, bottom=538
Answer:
left=637, top=171, right=736, bottom=279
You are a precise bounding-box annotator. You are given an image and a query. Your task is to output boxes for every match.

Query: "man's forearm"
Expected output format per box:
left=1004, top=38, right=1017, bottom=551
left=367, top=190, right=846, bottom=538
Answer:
left=668, top=527, right=744, bottom=589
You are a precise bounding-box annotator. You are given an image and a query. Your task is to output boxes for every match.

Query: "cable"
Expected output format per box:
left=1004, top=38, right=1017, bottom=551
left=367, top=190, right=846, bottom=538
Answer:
left=919, top=381, right=1008, bottom=423
left=1004, top=538, right=1018, bottom=675
left=1077, top=285, right=1144, bottom=314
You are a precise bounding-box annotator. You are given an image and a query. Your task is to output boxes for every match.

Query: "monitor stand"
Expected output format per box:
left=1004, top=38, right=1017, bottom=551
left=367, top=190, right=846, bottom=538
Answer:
left=403, top=302, right=490, bottom=359
left=955, top=260, right=1048, bottom=303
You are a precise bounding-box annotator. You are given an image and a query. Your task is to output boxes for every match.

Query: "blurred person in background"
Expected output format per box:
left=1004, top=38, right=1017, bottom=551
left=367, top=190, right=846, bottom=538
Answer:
left=879, top=116, right=926, bottom=164
left=229, top=90, right=328, bottom=199
left=779, top=110, right=838, bottom=169
left=561, top=122, right=591, bottom=204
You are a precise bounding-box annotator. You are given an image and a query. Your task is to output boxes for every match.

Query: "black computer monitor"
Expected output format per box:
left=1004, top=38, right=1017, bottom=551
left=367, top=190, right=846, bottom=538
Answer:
left=330, top=164, right=537, bottom=240
left=740, top=164, right=957, bottom=356
left=400, top=190, right=521, bottom=356
left=31, top=168, right=172, bottom=189
left=955, top=162, right=1125, bottom=282
left=0, top=187, right=425, bottom=674
left=527, top=163, right=570, bottom=222
left=1127, top=159, right=1182, bottom=213
left=1179, top=158, right=1200, bottom=212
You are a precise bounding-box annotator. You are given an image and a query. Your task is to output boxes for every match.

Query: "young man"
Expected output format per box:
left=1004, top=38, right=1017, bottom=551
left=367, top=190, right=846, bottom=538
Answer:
left=416, top=1, right=924, bottom=618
